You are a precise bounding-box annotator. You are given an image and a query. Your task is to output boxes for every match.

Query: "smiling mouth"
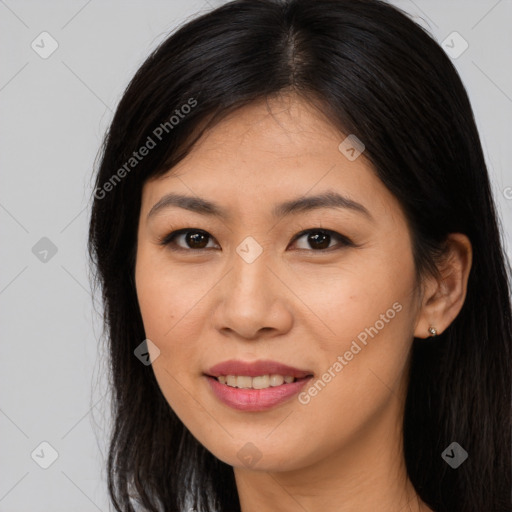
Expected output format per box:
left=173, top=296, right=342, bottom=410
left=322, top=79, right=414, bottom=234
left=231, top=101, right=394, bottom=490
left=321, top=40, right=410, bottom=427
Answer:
left=204, top=373, right=314, bottom=411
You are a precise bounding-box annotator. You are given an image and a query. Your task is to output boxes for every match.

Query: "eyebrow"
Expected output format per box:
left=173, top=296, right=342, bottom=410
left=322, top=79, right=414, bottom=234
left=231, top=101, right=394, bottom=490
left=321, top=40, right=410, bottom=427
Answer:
left=147, top=191, right=373, bottom=221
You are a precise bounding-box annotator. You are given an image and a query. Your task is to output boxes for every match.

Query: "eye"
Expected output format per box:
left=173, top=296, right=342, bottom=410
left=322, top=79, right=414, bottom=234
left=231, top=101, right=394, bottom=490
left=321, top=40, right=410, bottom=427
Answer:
left=289, top=229, right=355, bottom=251
left=158, top=228, right=355, bottom=252
left=159, top=229, right=218, bottom=251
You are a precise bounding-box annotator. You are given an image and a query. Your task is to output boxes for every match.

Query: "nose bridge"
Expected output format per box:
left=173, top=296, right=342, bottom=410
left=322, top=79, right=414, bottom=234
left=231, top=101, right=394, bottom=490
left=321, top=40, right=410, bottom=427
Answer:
left=229, top=237, right=274, bottom=303
left=212, top=236, right=292, bottom=338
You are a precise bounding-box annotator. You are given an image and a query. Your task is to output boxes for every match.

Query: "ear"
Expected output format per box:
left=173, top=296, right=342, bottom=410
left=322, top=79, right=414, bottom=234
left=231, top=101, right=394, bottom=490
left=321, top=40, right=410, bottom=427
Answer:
left=414, top=233, right=473, bottom=339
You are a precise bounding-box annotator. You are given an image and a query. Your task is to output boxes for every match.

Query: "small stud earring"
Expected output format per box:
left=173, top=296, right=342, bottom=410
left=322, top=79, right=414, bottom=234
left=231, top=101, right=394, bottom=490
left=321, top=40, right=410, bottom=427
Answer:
left=428, top=327, right=438, bottom=337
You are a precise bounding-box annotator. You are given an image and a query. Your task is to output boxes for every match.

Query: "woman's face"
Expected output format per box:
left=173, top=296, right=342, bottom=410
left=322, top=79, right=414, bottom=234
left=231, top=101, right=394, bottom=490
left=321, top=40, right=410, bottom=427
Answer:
left=135, top=94, right=424, bottom=472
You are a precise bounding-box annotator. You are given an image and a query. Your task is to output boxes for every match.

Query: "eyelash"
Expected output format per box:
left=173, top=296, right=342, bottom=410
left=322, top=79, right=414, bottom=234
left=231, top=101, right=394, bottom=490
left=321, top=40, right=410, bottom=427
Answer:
left=158, top=227, right=356, bottom=253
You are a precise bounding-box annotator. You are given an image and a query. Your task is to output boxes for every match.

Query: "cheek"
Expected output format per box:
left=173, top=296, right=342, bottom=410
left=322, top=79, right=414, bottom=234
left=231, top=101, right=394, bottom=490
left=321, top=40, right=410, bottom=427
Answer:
left=134, top=249, right=197, bottom=376
left=295, top=244, right=417, bottom=353
left=291, top=246, right=418, bottom=421
left=286, top=302, right=416, bottom=468
left=135, top=253, right=211, bottom=427
left=135, top=245, right=209, bottom=341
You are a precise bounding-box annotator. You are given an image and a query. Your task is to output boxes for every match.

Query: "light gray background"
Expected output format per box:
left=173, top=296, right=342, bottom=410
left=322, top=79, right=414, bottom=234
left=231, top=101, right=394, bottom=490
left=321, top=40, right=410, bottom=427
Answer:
left=1, top=1, right=511, bottom=510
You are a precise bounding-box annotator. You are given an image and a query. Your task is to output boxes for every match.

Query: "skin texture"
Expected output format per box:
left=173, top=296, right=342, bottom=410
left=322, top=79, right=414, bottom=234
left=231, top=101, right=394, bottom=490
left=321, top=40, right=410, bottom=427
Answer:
left=134, top=94, right=472, bottom=512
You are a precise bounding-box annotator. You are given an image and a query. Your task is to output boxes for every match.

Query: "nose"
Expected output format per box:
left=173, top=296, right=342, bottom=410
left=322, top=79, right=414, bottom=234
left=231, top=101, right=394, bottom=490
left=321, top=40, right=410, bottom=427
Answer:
left=211, top=251, right=294, bottom=341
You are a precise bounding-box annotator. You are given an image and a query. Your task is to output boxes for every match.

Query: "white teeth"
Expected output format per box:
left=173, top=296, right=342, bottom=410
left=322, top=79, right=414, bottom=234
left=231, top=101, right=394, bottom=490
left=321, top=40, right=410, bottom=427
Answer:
left=237, top=376, right=253, bottom=389
left=269, top=374, right=284, bottom=386
left=216, top=374, right=298, bottom=389
left=252, top=375, right=270, bottom=389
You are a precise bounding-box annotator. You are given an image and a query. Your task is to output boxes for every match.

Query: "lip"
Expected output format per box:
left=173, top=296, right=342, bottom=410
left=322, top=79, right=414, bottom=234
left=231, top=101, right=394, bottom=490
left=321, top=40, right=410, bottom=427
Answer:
left=204, top=359, right=314, bottom=412
left=205, top=359, right=314, bottom=379
left=205, top=375, right=313, bottom=411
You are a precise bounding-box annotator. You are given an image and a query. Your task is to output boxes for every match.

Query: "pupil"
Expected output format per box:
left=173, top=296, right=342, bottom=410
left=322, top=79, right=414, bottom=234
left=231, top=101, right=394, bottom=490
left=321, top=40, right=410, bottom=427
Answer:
left=309, top=232, right=330, bottom=250
left=187, top=232, right=208, bottom=249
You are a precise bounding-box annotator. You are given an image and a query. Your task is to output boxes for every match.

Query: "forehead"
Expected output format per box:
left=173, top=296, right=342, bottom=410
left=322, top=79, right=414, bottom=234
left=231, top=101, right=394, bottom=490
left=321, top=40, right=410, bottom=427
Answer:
left=140, top=95, right=401, bottom=225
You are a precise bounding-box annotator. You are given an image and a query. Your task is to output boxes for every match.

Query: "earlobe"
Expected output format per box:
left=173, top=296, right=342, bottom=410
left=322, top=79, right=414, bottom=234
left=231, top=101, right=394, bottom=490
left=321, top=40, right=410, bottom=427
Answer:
left=414, top=233, right=473, bottom=339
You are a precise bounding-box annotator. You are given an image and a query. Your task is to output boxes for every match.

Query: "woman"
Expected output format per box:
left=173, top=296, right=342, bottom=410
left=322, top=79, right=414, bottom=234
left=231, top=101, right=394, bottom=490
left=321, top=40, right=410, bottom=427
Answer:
left=88, top=0, right=512, bottom=511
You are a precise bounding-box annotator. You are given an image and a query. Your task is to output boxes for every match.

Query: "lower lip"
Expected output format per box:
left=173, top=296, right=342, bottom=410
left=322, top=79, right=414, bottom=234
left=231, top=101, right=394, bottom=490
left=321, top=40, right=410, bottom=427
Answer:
left=205, top=375, right=312, bottom=411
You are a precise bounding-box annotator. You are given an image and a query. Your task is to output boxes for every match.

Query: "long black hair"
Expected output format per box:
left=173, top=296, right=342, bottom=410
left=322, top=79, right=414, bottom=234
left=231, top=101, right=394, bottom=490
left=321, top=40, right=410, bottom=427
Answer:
left=88, top=0, right=512, bottom=510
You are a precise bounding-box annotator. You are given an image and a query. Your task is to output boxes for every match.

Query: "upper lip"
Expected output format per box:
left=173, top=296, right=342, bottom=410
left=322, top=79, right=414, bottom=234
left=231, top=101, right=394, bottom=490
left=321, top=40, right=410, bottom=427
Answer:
left=205, top=359, right=314, bottom=379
